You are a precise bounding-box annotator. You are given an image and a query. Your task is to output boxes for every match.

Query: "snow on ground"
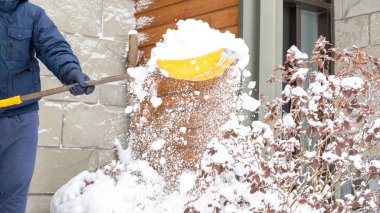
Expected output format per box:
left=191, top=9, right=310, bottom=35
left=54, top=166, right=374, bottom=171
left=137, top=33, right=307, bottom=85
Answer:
left=51, top=19, right=260, bottom=213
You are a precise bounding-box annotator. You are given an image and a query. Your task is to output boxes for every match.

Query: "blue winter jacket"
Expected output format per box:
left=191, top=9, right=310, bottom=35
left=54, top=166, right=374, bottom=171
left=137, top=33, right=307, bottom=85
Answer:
left=0, top=0, right=80, bottom=117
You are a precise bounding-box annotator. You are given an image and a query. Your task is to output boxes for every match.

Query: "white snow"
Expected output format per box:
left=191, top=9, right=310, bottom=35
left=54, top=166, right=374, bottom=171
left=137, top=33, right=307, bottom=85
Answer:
left=240, top=93, right=261, bottom=112
left=127, top=67, right=149, bottom=101
left=281, top=114, right=296, bottom=129
left=291, top=86, right=307, bottom=97
left=150, top=96, right=162, bottom=108
left=370, top=160, right=380, bottom=169
left=159, top=157, right=167, bottom=165
left=136, top=16, right=154, bottom=29
left=179, top=172, right=196, bottom=195
left=247, top=81, right=256, bottom=89
left=135, top=0, right=153, bottom=13
left=179, top=127, right=187, bottom=133
left=124, top=106, right=134, bottom=114
left=369, top=119, right=380, bottom=134
left=340, top=77, right=364, bottom=90
left=288, top=45, right=308, bottom=59
left=305, top=151, right=317, bottom=159
left=128, top=30, right=138, bottom=35
left=151, top=139, right=166, bottom=151
left=51, top=160, right=185, bottom=213
left=322, top=151, right=341, bottom=163
left=291, top=68, right=309, bottom=81
left=242, top=69, right=252, bottom=77
left=148, top=19, right=249, bottom=70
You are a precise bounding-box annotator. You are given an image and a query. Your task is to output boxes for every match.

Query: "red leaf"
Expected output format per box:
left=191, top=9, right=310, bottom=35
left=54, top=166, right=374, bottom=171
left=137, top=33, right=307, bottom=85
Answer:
left=299, top=199, right=307, bottom=204
left=356, top=115, right=364, bottom=123
left=366, top=134, right=374, bottom=143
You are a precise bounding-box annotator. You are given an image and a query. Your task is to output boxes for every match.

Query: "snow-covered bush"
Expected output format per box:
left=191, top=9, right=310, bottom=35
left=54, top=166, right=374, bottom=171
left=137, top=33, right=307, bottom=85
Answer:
left=185, top=36, right=380, bottom=212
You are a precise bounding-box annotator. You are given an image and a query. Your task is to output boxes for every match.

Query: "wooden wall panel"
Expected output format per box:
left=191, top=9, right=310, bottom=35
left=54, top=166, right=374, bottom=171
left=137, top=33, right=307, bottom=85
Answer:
left=139, top=6, right=239, bottom=48
left=135, top=0, right=187, bottom=15
left=136, top=0, right=238, bottom=30
left=134, top=0, right=239, bottom=61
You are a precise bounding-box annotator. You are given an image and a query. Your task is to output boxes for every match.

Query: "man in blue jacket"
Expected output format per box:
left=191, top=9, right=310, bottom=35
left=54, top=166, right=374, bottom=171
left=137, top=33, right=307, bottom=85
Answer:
left=0, top=0, right=95, bottom=212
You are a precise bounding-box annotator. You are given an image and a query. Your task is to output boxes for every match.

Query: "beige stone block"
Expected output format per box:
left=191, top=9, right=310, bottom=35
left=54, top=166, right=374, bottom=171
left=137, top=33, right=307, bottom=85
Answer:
left=65, top=34, right=127, bottom=80
left=99, top=84, right=128, bottom=107
left=30, top=0, right=102, bottom=36
left=103, top=0, right=136, bottom=41
left=342, top=0, right=380, bottom=18
left=26, top=195, right=52, bottom=213
left=97, top=149, right=117, bottom=167
left=61, top=90, right=99, bottom=104
left=335, top=15, right=369, bottom=48
left=62, top=103, right=128, bottom=149
left=38, top=100, right=63, bottom=147
left=39, top=62, right=54, bottom=77
left=30, top=148, right=97, bottom=193
left=364, top=45, right=380, bottom=58
left=334, top=0, right=343, bottom=20
left=41, top=76, right=64, bottom=101
left=370, top=12, right=380, bottom=45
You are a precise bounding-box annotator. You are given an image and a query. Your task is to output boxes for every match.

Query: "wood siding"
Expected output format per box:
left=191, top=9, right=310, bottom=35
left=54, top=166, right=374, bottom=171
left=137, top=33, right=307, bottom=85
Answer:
left=135, top=0, right=239, bottom=61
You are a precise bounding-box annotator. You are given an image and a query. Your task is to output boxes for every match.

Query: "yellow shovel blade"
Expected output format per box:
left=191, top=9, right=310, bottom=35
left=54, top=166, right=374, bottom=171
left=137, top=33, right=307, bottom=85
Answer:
left=0, top=95, right=22, bottom=108
left=157, top=48, right=235, bottom=81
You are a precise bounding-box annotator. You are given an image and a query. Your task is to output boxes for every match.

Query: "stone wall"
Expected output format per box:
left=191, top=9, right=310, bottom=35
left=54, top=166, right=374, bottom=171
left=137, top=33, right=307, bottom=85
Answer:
left=334, top=0, right=380, bottom=198
left=334, top=0, right=380, bottom=57
left=26, top=0, right=135, bottom=212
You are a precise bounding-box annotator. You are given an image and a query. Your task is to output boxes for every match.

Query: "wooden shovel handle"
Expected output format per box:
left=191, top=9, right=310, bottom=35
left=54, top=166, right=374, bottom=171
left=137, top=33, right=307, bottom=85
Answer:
left=21, top=74, right=129, bottom=102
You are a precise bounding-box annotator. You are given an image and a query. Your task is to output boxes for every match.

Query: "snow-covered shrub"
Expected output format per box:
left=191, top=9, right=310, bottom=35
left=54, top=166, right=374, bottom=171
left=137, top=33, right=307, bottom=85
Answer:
left=185, top=36, right=380, bottom=212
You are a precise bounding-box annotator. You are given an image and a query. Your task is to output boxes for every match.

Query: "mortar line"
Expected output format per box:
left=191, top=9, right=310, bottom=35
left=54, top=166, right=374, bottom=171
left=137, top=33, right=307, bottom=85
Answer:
left=368, top=13, right=371, bottom=46
left=338, top=11, right=379, bottom=21
left=101, top=0, right=104, bottom=35
left=60, top=100, right=64, bottom=149
left=29, top=193, right=54, bottom=196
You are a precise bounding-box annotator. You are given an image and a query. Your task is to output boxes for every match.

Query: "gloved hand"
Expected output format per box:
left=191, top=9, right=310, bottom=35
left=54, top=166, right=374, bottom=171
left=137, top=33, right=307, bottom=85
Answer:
left=58, top=63, right=95, bottom=96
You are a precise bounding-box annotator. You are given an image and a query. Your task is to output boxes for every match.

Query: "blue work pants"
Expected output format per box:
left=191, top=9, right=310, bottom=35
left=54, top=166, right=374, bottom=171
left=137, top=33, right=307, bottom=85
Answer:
left=0, top=112, right=38, bottom=213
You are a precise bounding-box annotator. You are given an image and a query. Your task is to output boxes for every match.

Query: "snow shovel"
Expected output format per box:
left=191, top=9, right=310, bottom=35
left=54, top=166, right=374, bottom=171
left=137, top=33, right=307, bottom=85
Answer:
left=156, top=48, right=236, bottom=81
left=0, top=49, right=236, bottom=108
left=0, top=74, right=130, bottom=108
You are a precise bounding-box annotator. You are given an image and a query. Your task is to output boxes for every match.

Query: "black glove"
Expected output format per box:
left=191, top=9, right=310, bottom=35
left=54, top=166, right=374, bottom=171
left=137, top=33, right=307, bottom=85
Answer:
left=58, top=63, right=95, bottom=96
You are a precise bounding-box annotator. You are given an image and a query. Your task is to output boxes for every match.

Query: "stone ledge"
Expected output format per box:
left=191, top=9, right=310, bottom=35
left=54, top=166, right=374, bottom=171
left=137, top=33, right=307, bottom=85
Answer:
left=335, top=15, right=369, bottom=49
left=65, top=34, right=128, bottom=80
left=38, top=100, right=64, bottom=147
left=99, top=83, right=128, bottom=107
left=29, top=0, right=102, bottom=37
left=103, top=0, right=136, bottom=41
left=334, top=0, right=343, bottom=20
left=26, top=195, right=52, bottom=213
left=370, top=12, right=380, bottom=45
left=364, top=45, right=380, bottom=58
left=30, top=148, right=97, bottom=193
left=342, top=0, right=380, bottom=18
left=62, top=103, right=128, bottom=149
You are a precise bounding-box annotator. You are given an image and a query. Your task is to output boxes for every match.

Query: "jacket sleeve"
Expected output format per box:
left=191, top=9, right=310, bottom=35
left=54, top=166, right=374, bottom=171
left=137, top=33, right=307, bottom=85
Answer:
left=32, top=8, right=80, bottom=79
